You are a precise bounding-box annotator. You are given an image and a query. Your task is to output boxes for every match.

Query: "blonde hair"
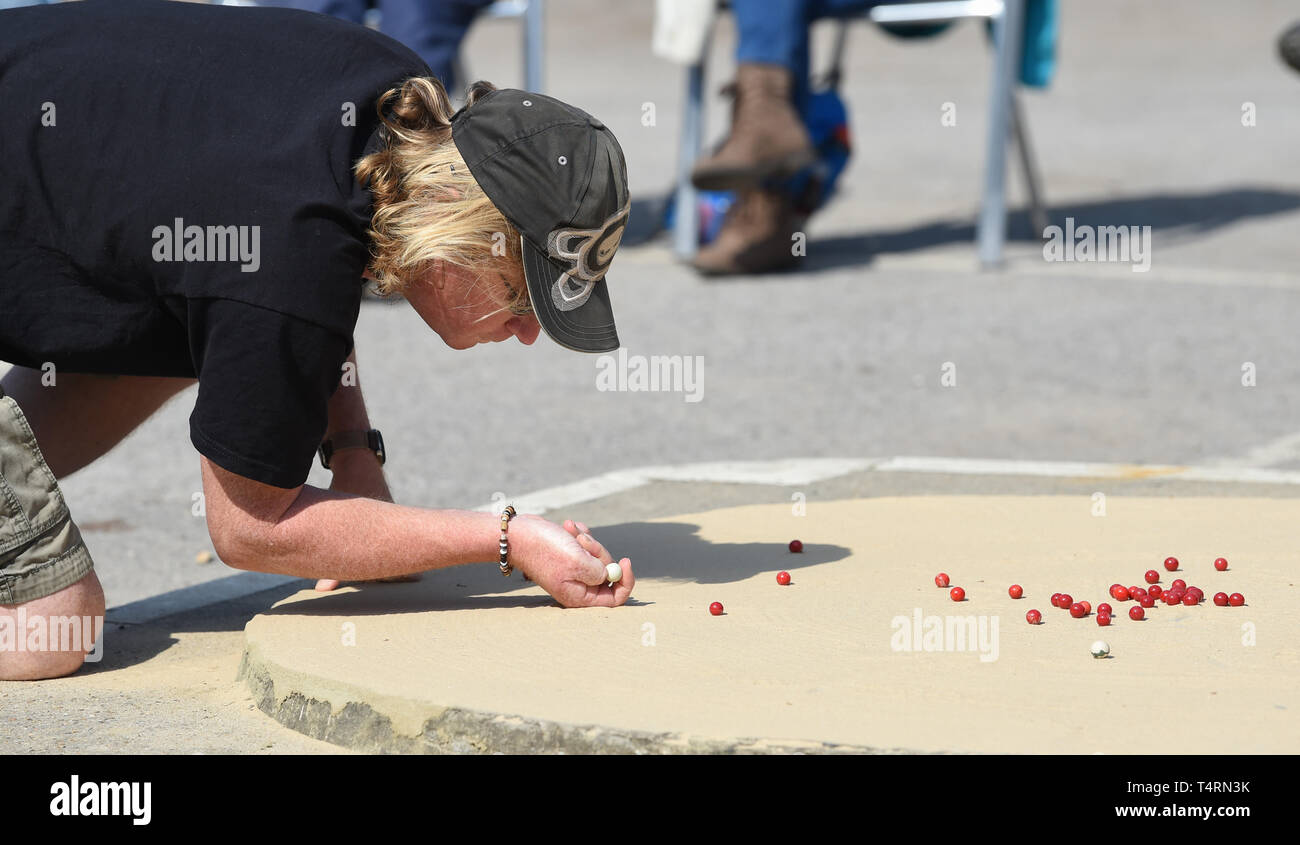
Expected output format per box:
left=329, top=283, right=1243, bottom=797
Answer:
left=354, top=77, right=529, bottom=314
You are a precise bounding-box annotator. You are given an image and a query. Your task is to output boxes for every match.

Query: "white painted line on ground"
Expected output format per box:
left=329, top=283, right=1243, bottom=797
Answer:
left=472, top=459, right=878, bottom=514
left=637, top=458, right=878, bottom=486
left=472, top=469, right=649, bottom=516
left=873, top=456, right=1186, bottom=478
left=1175, top=465, right=1300, bottom=485
left=877, top=456, right=1300, bottom=485
left=476, top=455, right=1300, bottom=514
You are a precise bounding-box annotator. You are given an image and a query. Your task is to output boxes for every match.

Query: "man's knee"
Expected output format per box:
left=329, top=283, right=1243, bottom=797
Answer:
left=0, top=571, right=106, bottom=681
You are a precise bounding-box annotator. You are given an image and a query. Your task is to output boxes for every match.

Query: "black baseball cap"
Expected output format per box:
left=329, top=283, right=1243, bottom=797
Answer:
left=451, top=89, right=629, bottom=353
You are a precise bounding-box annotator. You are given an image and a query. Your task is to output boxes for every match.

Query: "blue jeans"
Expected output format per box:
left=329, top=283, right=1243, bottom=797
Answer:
left=263, top=0, right=495, bottom=91
left=734, top=0, right=882, bottom=109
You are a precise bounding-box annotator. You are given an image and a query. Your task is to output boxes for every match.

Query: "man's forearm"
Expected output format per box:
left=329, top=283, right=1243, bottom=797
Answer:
left=226, top=486, right=505, bottom=580
left=211, top=348, right=500, bottom=580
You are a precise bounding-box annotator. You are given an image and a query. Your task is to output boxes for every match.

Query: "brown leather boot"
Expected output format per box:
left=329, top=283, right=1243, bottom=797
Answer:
left=690, top=63, right=816, bottom=192
left=691, top=188, right=808, bottom=276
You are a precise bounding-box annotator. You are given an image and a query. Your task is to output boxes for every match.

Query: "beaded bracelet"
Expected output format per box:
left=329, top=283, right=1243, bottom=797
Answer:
left=498, top=505, right=517, bottom=576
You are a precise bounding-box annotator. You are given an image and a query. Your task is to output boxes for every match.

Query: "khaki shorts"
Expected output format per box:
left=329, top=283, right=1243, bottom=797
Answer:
left=0, top=387, right=95, bottom=605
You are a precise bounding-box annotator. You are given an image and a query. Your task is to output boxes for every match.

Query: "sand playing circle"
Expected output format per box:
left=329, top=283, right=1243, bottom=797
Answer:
left=241, top=496, right=1298, bottom=753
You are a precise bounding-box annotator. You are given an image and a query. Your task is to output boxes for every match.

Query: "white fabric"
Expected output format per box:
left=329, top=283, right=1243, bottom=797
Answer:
left=652, top=0, right=716, bottom=65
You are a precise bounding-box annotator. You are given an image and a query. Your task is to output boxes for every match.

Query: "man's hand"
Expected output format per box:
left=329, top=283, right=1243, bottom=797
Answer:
left=510, top=514, right=635, bottom=607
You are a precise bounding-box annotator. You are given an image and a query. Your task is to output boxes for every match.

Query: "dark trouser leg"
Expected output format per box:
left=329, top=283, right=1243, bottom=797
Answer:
left=377, top=0, right=496, bottom=94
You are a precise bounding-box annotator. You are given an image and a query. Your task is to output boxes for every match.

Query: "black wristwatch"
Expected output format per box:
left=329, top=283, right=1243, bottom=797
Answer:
left=319, top=429, right=386, bottom=469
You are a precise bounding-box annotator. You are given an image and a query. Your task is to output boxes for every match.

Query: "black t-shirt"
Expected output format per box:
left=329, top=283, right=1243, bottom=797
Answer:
left=0, top=0, right=430, bottom=487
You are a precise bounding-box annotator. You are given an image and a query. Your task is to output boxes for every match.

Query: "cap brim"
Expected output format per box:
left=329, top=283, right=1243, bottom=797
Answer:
left=521, top=238, right=620, bottom=353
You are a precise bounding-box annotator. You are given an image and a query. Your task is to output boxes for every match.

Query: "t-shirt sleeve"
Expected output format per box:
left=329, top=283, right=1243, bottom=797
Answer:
left=185, top=298, right=352, bottom=489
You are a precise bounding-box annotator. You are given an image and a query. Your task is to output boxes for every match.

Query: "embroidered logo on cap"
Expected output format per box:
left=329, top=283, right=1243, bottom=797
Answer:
left=546, top=200, right=629, bottom=312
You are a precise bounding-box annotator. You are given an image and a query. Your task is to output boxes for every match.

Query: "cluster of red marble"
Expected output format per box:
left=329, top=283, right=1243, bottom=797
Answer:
left=1016, top=556, right=1246, bottom=625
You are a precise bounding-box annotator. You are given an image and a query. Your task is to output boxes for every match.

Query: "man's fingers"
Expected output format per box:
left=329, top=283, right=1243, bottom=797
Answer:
left=566, top=537, right=608, bottom=588
left=602, top=557, right=633, bottom=605
left=562, top=519, right=592, bottom=538
left=576, top=532, right=615, bottom=567
left=614, top=556, right=634, bottom=602
left=577, top=556, right=633, bottom=607
left=315, top=578, right=342, bottom=591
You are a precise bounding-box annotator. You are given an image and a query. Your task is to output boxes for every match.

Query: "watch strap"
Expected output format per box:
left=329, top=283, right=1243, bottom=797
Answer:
left=319, top=429, right=385, bottom=469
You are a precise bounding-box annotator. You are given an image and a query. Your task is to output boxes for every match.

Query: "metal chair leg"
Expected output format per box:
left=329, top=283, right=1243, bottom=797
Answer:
left=976, top=0, right=1025, bottom=268
left=673, top=57, right=708, bottom=259
left=524, top=0, right=545, bottom=93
